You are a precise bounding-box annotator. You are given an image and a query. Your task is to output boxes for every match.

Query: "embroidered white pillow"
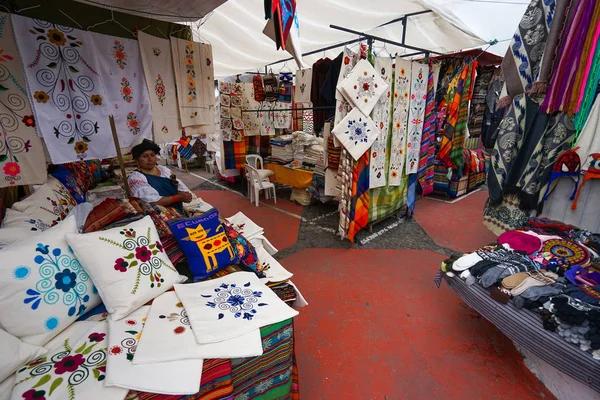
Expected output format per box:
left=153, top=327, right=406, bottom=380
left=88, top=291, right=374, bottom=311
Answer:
left=175, top=271, right=298, bottom=344
left=0, top=209, right=50, bottom=249
left=339, top=59, right=389, bottom=116
left=11, top=177, right=77, bottom=227
left=0, top=216, right=100, bottom=346
left=67, top=216, right=186, bottom=320
left=0, top=328, right=47, bottom=382
left=332, top=108, right=379, bottom=161
left=133, top=291, right=262, bottom=364
left=10, top=321, right=128, bottom=400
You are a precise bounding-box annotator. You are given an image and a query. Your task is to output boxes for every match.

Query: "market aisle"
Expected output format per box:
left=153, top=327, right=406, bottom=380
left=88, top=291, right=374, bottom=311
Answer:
left=414, top=190, right=499, bottom=253
left=284, top=249, right=554, bottom=400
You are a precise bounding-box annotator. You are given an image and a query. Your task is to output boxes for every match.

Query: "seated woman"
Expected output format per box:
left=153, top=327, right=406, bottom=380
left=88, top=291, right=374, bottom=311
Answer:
left=128, top=139, right=193, bottom=212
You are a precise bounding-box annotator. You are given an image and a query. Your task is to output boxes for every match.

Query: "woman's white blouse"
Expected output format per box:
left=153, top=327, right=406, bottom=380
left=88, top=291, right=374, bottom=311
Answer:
left=128, top=165, right=191, bottom=203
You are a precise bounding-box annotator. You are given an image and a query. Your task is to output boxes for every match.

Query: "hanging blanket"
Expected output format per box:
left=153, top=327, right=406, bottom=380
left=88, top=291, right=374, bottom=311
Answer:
left=417, top=63, right=438, bottom=196
left=12, top=15, right=116, bottom=163
left=0, top=13, right=47, bottom=187
left=405, top=62, right=429, bottom=174
left=483, top=194, right=532, bottom=236
left=438, top=63, right=468, bottom=169
left=502, top=0, right=555, bottom=99
left=389, top=58, right=412, bottom=185
left=347, top=151, right=369, bottom=243
left=468, top=67, right=495, bottom=138
left=574, top=34, right=600, bottom=133
left=170, top=38, right=215, bottom=128
left=89, top=33, right=152, bottom=149
left=450, top=62, right=475, bottom=170
left=369, top=57, right=393, bottom=189
left=223, top=139, right=246, bottom=170
left=137, top=32, right=182, bottom=144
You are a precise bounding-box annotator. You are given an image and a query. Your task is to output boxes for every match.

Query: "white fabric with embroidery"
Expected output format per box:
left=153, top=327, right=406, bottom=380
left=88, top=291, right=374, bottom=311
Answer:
left=369, top=57, right=393, bottom=189
left=90, top=33, right=152, bottom=149
left=332, top=108, right=378, bottom=161
left=405, top=62, right=430, bottom=174
left=137, top=32, right=181, bottom=144
left=389, top=58, right=412, bottom=186
left=133, top=291, right=262, bottom=365
left=105, top=306, right=204, bottom=394
left=294, top=68, right=312, bottom=103
left=242, top=83, right=260, bottom=137
left=339, top=59, right=388, bottom=117
left=12, top=15, right=116, bottom=163
left=273, top=102, right=292, bottom=129
left=175, top=272, right=298, bottom=344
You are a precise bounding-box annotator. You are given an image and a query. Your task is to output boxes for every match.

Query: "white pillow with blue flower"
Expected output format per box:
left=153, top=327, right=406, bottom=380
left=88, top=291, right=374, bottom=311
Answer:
left=0, top=216, right=101, bottom=346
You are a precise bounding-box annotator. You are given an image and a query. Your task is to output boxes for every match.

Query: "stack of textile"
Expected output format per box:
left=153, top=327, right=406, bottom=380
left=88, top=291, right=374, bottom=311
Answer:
left=303, top=143, right=326, bottom=170
left=266, top=134, right=294, bottom=164
left=439, top=217, right=600, bottom=362
left=291, top=131, right=320, bottom=164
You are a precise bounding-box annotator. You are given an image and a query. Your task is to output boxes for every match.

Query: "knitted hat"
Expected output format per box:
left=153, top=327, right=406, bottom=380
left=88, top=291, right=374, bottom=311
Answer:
left=498, top=230, right=542, bottom=254
left=542, top=149, right=581, bottom=201
left=572, top=153, right=600, bottom=210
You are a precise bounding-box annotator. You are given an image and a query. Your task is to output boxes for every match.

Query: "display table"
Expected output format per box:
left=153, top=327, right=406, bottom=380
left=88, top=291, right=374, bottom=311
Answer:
left=265, top=164, right=314, bottom=189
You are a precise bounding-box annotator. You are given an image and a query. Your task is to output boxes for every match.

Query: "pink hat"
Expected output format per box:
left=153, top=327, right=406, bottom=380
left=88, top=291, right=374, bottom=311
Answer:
left=498, top=230, right=542, bottom=254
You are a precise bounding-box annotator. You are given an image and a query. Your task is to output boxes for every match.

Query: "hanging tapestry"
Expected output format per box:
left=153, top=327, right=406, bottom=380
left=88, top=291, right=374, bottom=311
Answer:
left=417, top=63, right=439, bottom=196
left=405, top=62, right=429, bottom=174
left=220, top=82, right=245, bottom=142
left=223, top=139, right=246, bottom=169
left=347, top=151, right=370, bottom=243
left=294, top=68, right=312, bottom=103
left=369, top=57, right=393, bottom=189
left=339, top=59, right=388, bottom=117
left=450, top=62, right=475, bottom=170
left=170, top=38, right=215, bottom=128
left=137, top=32, right=181, bottom=144
left=302, top=106, right=313, bottom=134
left=332, top=108, right=378, bottom=161
left=242, top=82, right=260, bottom=136
left=12, top=15, right=115, bottom=164
left=335, top=47, right=360, bottom=126
left=389, top=58, right=412, bottom=186
left=89, top=33, right=152, bottom=149
left=501, top=0, right=554, bottom=99
left=0, top=13, right=46, bottom=188
left=468, top=67, right=495, bottom=138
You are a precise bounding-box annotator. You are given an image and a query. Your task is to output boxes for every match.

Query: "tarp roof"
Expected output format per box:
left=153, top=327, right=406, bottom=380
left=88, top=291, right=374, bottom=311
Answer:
left=194, top=0, right=528, bottom=78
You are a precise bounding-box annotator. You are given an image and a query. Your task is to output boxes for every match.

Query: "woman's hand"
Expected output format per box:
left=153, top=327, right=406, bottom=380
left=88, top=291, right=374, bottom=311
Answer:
left=178, top=191, right=193, bottom=203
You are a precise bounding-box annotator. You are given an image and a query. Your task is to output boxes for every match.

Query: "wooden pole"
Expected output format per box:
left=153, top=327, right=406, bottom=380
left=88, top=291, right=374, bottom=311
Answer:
left=109, top=115, right=132, bottom=198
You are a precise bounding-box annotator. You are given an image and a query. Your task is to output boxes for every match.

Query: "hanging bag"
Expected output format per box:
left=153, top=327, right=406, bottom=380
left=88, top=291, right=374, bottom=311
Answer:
left=263, top=72, right=279, bottom=102
left=253, top=74, right=266, bottom=102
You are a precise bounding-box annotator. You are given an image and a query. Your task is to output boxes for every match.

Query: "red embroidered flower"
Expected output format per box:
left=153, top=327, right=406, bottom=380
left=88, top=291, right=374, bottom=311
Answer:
left=411, top=94, right=415, bottom=99
left=155, top=85, right=165, bottom=96
left=174, top=326, right=186, bottom=335
left=114, top=258, right=128, bottom=272
left=129, top=119, right=139, bottom=128
left=344, top=56, right=350, bottom=65
left=88, top=332, right=105, bottom=343
left=126, top=319, right=137, bottom=326
left=379, top=122, right=384, bottom=129
left=3, top=162, right=20, bottom=177
left=22, top=389, right=46, bottom=400
left=109, top=346, right=123, bottom=355
left=362, top=82, right=370, bottom=91
left=206, top=58, right=211, bottom=66
left=114, top=49, right=125, bottom=60
left=135, top=246, right=152, bottom=262
left=122, top=86, right=131, bottom=96
left=22, top=115, right=35, bottom=127
left=372, top=152, right=378, bottom=158
left=54, top=354, right=85, bottom=375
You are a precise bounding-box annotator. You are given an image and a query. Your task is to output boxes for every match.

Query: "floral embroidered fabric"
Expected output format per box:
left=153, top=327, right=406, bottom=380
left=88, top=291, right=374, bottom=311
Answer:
left=369, top=57, right=393, bottom=189
left=137, top=32, right=181, bottom=144
left=0, top=13, right=47, bottom=188
left=339, top=59, right=389, bottom=117
left=294, top=68, right=312, bottom=103
left=332, top=108, right=378, bottom=161
left=175, top=271, right=298, bottom=344
left=105, top=306, right=204, bottom=394
left=389, top=58, right=412, bottom=186
left=405, top=62, right=430, bottom=174
left=12, top=15, right=117, bottom=163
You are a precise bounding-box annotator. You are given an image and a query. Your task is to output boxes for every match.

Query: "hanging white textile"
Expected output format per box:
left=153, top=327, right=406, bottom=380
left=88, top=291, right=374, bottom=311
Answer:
left=388, top=58, right=412, bottom=186
left=369, top=57, right=393, bottom=188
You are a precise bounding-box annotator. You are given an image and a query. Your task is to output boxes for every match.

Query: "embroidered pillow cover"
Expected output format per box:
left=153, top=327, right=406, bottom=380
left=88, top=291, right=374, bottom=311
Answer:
left=67, top=216, right=185, bottom=320
left=11, top=177, right=77, bottom=227
left=174, top=271, right=299, bottom=344
left=168, top=209, right=237, bottom=281
left=0, top=328, right=47, bottom=382
left=0, top=208, right=50, bottom=249
left=0, top=217, right=100, bottom=346
left=105, top=306, right=204, bottom=394
left=332, top=108, right=379, bottom=161
left=133, top=291, right=263, bottom=365
left=256, top=246, right=293, bottom=284
left=223, top=222, right=264, bottom=278
left=11, top=321, right=129, bottom=400
left=339, top=59, right=389, bottom=116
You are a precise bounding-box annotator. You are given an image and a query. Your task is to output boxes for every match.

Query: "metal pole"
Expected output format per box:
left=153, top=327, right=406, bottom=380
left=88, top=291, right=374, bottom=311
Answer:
left=401, top=16, right=407, bottom=45
left=377, top=10, right=433, bottom=28
left=264, top=36, right=367, bottom=67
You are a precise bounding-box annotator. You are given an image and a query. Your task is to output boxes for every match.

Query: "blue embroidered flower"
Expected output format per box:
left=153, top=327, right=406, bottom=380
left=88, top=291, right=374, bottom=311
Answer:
left=203, top=281, right=268, bottom=320
left=227, top=294, right=245, bottom=307
left=55, top=269, right=77, bottom=293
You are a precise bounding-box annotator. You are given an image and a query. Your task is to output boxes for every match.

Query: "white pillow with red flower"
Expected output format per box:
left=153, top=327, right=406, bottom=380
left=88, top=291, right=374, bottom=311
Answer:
left=67, top=216, right=186, bottom=321
left=11, top=177, right=76, bottom=227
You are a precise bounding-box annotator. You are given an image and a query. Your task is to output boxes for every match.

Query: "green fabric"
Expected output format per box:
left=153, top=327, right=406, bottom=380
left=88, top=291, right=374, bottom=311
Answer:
left=4, top=0, right=192, bottom=40
left=574, top=33, right=600, bottom=139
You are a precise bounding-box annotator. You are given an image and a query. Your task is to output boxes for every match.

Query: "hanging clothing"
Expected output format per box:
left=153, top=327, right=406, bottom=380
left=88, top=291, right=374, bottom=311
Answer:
left=575, top=93, right=600, bottom=169
left=12, top=14, right=116, bottom=163
left=294, top=68, right=312, bottom=103
left=310, top=58, right=332, bottom=134
left=0, top=13, right=47, bottom=188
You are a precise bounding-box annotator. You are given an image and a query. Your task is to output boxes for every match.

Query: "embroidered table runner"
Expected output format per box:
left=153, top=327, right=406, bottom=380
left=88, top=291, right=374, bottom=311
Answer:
left=137, top=32, right=181, bottom=144
left=405, top=62, right=430, bottom=174
left=90, top=33, right=152, bottom=149
left=170, top=38, right=215, bottom=128
left=389, top=58, right=412, bottom=185
left=294, top=68, right=312, bottom=103
left=369, top=57, right=393, bottom=188
left=12, top=15, right=116, bottom=163
left=0, top=13, right=47, bottom=187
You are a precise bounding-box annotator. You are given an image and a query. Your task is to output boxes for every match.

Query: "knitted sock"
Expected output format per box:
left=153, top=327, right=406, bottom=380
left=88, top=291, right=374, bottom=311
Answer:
left=480, top=266, right=508, bottom=288
left=470, top=259, right=499, bottom=278
left=519, top=284, right=564, bottom=301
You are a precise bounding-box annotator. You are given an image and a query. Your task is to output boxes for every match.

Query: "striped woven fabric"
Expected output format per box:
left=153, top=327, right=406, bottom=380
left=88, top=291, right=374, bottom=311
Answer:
left=231, top=319, right=296, bottom=399
left=417, top=65, right=436, bottom=196
left=347, top=152, right=370, bottom=243
left=83, top=197, right=127, bottom=233
left=245, top=136, right=271, bottom=159
left=178, top=144, right=195, bottom=161
left=450, top=62, right=476, bottom=170
left=223, top=140, right=247, bottom=170
left=443, top=274, right=600, bottom=393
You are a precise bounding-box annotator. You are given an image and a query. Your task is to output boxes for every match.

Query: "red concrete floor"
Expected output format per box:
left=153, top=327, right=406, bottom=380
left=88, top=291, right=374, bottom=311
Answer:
left=414, top=190, right=499, bottom=253
left=193, top=189, right=302, bottom=251
left=285, top=248, right=554, bottom=400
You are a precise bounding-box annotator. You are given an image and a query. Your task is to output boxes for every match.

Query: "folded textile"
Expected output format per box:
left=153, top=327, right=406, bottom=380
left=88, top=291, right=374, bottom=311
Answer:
left=226, top=212, right=265, bottom=239
left=257, top=246, right=293, bottom=283
left=175, top=272, right=298, bottom=344
left=105, top=306, right=204, bottom=394
left=133, top=292, right=263, bottom=364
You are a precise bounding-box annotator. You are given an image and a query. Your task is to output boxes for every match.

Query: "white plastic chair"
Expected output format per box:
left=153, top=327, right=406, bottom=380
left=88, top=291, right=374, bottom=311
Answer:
left=246, top=154, right=264, bottom=169
left=246, top=164, right=276, bottom=207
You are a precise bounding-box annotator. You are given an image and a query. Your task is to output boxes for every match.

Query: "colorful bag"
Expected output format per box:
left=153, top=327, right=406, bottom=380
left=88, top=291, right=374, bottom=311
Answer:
left=253, top=74, right=266, bottom=102
left=263, top=72, right=279, bottom=102
left=168, top=209, right=237, bottom=280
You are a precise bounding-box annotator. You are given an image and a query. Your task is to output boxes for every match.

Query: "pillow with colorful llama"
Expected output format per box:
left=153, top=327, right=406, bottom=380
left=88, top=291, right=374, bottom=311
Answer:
left=168, top=209, right=237, bottom=281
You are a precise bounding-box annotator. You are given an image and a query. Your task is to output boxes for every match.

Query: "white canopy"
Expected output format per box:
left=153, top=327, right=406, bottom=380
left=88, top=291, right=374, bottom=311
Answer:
left=194, top=0, right=528, bottom=78
left=75, top=0, right=226, bottom=21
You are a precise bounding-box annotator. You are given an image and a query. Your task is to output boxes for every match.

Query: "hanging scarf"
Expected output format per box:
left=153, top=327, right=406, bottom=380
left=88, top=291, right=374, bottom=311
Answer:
left=417, top=64, right=437, bottom=196
left=405, top=62, right=430, bottom=174
left=347, top=152, right=370, bottom=243
left=438, top=62, right=469, bottom=169
left=450, top=62, right=476, bottom=171
left=337, top=149, right=353, bottom=239
left=574, top=36, right=600, bottom=133
left=389, top=58, right=412, bottom=185
left=369, top=57, right=393, bottom=189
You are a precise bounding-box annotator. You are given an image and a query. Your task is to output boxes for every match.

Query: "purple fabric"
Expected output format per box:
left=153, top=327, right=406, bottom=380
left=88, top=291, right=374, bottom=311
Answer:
left=498, top=230, right=542, bottom=255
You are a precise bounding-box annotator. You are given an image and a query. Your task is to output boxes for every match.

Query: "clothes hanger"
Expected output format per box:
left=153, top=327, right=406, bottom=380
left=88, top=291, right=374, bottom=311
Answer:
left=87, top=10, right=137, bottom=38
left=59, top=9, right=84, bottom=29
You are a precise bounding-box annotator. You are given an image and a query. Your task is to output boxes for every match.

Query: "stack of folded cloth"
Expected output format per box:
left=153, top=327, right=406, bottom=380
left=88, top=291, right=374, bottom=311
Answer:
left=304, top=144, right=325, bottom=169
left=292, top=131, right=320, bottom=164
left=266, top=134, right=294, bottom=164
